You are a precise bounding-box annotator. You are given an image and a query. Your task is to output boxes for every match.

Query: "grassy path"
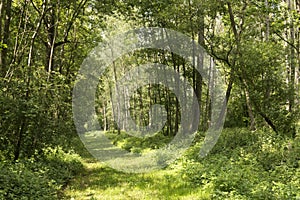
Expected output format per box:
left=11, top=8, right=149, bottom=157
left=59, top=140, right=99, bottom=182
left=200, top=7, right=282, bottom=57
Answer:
left=61, top=133, right=210, bottom=199
left=62, top=128, right=300, bottom=199
left=62, top=156, right=208, bottom=200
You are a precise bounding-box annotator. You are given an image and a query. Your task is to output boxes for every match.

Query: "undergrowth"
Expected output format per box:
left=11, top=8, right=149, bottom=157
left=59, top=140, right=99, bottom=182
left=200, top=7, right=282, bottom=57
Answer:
left=2, top=128, right=299, bottom=199
left=0, top=147, right=83, bottom=199
left=64, top=128, right=300, bottom=199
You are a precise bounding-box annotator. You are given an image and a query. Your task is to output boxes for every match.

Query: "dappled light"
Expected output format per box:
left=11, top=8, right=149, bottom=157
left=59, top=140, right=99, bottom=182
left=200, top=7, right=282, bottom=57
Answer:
left=0, top=0, right=299, bottom=199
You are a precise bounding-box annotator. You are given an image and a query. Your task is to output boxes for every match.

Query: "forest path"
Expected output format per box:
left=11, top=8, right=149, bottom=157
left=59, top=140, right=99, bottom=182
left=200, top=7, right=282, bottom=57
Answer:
left=62, top=154, right=205, bottom=200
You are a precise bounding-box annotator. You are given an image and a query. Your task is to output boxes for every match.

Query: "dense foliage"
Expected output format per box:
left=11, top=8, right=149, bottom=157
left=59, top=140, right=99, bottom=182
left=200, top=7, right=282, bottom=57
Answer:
left=62, top=128, right=300, bottom=199
left=182, top=128, right=300, bottom=199
left=0, top=147, right=83, bottom=199
left=0, top=0, right=299, bottom=199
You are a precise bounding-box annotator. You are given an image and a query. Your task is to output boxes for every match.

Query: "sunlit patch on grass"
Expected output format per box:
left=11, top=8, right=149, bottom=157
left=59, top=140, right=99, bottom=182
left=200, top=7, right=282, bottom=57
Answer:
left=64, top=128, right=300, bottom=199
left=63, top=156, right=212, bottom=200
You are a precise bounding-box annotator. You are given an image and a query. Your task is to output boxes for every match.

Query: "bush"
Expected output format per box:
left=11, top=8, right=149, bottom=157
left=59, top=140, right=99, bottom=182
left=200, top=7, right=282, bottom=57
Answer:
left=105, top=131, right=172, bottom=153
left=0, top=161, right=56, bottom=200
left=180, top=128, right=300, bottom=199
left=0, top=146, right=83, bottom=200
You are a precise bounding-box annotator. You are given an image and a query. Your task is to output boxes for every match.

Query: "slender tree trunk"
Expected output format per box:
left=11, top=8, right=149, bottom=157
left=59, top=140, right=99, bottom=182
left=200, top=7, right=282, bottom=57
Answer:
left=181, top=59, right=188, bottom=132
left=103, top=101, right=107, bottom=131
left=109, top=84, right=120, bottom=134
left=215, top=2, right=239, bottom=128
left=14, top=0, right=47, bottom=161
left=0, top=0, right=4, bottom=73
left=112, top=60, right=121, bottom=134
left=0, top=0, right=12, bottom=77
left=45, top=2, right=57, bottom=80
left=171, top=52, right=179, bottom=134
left=265, top=0, right=270, bottom=41
left=196, top=12, right=204, bottom=130
left=288, top=0, right=296, bottom=113
left=204, top=57, right=214, bottom=130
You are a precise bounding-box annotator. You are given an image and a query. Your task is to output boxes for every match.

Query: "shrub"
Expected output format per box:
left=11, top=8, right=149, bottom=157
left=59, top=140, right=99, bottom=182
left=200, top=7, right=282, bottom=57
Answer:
left=180, top=128, right=300, bottom=199
left=0, top=146, right=83, bottom=200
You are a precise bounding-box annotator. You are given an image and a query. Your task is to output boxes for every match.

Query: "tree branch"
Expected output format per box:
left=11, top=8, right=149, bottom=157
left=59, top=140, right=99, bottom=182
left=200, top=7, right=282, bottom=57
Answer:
left=274, top=31, right=299, bottom=53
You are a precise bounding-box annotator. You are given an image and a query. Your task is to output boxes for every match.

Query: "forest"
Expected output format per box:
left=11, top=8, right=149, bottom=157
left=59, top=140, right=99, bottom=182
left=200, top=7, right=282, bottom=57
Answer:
left=0, top=0, right=300, bottom=199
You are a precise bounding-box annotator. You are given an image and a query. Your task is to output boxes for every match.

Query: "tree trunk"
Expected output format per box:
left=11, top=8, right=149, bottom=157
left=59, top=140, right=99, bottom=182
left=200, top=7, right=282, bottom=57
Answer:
left=196, top=12, right=204, bottom=130
left=288, top=0, right=296, bottom=113
left=112, top=60, right=121, bottom=135
left=265, top=0, right=270, bottom=41
left=0, top=0, right=12, bottom=77
left=171, top=52, right=179, bottom=134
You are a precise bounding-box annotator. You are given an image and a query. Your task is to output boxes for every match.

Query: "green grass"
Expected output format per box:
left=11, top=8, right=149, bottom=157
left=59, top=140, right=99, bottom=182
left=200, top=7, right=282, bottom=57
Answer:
left=62, top=154, right=211, bottom=199
left=63, top=162, right=212, bottom=200
left=62, top=128, right=300, bottom=200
